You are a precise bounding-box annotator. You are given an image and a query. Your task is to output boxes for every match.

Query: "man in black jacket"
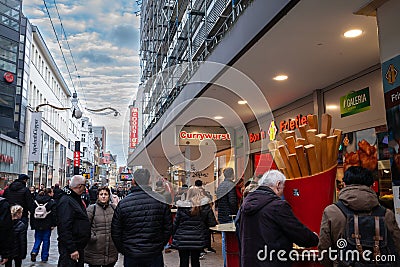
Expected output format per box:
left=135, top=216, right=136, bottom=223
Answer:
left=56, top=175, right=90, bottom=267
left=0, top=196, right=14, bottom=264
left=3, top=174, right=32, bottom=226
left=239, top=170, right=319, bottom=267
left=112, top=168, right=172, bottom=267
left=216, top=167, right=238, bottom=266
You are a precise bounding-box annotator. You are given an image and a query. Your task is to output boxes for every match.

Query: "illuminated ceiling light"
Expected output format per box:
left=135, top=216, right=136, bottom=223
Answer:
left=344, top=29, right=362, bottom=38
left=273, top=75, right=288, bottom=81
left=214, top=116, right=224, bottom=120
left=326, top=105, right=339, bottom=110
left=238, top=100, right=247, bottom=105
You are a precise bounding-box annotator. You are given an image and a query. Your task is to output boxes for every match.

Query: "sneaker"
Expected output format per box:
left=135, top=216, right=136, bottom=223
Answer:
left=206, top=247, right=216, bottom=253
left=42, top=259, right=48, bottom=263
left=199, top=252, right=206, bottom=260
left=31, top=253, right=37, bottom=262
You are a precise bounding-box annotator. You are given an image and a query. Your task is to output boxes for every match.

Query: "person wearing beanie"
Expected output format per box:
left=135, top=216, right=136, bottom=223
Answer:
left=3, top=174, right=32, bottom=227
left=318, top=166, right=400, bottom=266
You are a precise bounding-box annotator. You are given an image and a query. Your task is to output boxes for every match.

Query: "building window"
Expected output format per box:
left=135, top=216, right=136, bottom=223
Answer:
left=81, top=134, right=86, bottom=143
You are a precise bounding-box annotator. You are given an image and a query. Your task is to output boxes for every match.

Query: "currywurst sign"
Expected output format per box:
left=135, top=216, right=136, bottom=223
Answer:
left=340, top=87, right=370, bottom=118
left=176, top=126, right=232, bottom=146
left=28, top=112, right=42, bottom=162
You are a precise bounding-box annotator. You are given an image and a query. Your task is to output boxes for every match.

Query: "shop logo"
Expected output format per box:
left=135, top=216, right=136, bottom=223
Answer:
left=268, top=121, right=277, bottom=141
left=385, top=64, right=397, bottom=85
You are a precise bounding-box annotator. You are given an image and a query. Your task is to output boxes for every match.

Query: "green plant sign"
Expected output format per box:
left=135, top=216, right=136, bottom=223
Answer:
left=340, top=87, right=370, bottom=118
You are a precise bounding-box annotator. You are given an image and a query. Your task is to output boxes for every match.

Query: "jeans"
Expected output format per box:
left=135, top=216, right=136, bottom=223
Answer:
left=178, top=249, right=201, bottom=267
left=123, top=253, right=163, bottom=267
left=31, top=229, right=51, bottom=261
left=222, top=232, right=227, bottom=267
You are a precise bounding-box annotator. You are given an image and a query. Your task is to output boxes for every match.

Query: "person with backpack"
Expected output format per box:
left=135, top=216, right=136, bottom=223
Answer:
left=318, top=166, right=400, bottom=267
left=84, top=186, right=118, bottom=267
left=30, top=188, right=57, bottom=263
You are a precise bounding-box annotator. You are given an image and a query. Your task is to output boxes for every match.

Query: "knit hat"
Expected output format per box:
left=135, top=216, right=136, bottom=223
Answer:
left=18, top=174, right=30, bottom=180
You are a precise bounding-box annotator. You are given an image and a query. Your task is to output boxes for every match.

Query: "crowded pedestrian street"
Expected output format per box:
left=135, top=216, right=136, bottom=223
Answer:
left=22, top=228, right=223, bottom=266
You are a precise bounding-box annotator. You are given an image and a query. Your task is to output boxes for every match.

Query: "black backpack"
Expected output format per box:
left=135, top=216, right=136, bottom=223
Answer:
left=335, top=201, right=398, bottom=267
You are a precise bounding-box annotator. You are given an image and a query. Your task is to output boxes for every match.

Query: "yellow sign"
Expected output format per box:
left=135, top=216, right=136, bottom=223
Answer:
left=386, top=64, right=398, bottom=85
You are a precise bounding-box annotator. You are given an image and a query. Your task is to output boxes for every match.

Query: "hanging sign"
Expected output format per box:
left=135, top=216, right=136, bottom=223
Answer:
left=28, top=112, right=42, bottom=162
left=340, top=87, right=371, bottom=117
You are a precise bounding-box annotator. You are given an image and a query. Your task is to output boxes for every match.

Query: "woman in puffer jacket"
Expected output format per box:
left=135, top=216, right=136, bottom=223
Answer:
left=172, top=186, right=217, bottom=267
left=84, top=186, right=118, bottom=267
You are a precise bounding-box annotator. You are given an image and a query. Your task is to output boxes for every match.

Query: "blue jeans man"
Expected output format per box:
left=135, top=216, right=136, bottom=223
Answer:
left=31, top=229, right=51, bottom=261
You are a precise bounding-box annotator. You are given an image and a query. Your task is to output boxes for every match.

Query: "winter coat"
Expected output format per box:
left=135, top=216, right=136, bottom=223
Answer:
left=52, top=187, right=63, bottom=201
left=30, top=194, right=57, bottom=230
left=0, top=197, right=14, bottom=259
left=56, top=186, right=90, bottom=254
left=172, top=198, right=217, bottom=250
left=239, top=186, right=319, bottom=267
left=10, top=219, right=27, bottom=259
left=84, top=202, right=118, bottom=265
left=88, top=185, right=98, bottom=204
left=318, top=185, right=400, bottom=267
left=216, top=179, right=238, bottom=223
left=3, top=180, right=32, bottom=220
left=111, top=185, right=172, bottom=259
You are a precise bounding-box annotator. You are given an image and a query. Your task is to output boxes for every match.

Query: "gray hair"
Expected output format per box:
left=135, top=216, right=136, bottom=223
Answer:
left=258, top=170, right=286, bottom=187
left=70, top=175, right=85, bottom=188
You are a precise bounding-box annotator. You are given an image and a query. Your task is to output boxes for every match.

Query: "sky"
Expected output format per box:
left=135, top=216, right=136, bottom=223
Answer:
left=22, top=0, right=142, bottom=166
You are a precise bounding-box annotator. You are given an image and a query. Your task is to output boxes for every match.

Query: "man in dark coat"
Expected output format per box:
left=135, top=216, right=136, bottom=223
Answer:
left=88, top=183, right=98, bottom=204
left=112, top=168, right=172, bottom=267
left=52, top=183, right=63, bottom=201
left=56, top=175, right=90, bottom=267
left=3, top=174, right=32, bottom=226
left=240, top=170, right=319, bottom=267
left=0, top=196, right=14, bottom=264
left=216, top=167, right=238, bottom=266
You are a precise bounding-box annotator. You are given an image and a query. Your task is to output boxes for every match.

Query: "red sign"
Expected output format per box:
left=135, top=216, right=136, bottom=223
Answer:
left=130, top=107, right=139, bottom=148
left=279, top=114, right=309, bottom=132
left=73, top=151, right=80, bottom=167
left=3, top=72, right=14, bottom=83
left=0, top=154, right=13, bottom=164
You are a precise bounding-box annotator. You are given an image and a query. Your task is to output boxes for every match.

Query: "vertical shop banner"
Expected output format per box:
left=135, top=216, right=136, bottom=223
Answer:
left=340, top=87, right=371, bottom=117
left=130, top=107, right=138, bottom=148
left=28, top=112, right=42, bottom=162
left=382, top=55, right=400, bottom=224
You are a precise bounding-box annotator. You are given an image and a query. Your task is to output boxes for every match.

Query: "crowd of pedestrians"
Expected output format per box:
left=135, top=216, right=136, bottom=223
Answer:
left=1, top=165, right=400, bottom=267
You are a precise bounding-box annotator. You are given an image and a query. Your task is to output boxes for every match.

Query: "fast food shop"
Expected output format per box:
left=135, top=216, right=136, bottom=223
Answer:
left=244, top=95, right=314, bottom=180
left=323, top=66, right=395, bottom=208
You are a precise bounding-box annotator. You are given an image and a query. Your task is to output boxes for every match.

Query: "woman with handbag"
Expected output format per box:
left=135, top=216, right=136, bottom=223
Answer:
left=84, top=186, right=118, bottom=267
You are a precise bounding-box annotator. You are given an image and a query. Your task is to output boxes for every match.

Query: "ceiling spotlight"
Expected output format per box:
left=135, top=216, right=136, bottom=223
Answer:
left=214, top=116, right=224, bottom=120
left=238, top=100, right=247, bottom=105
left=273, top=75, right=288, bottom=81
left=344, top=29, right=362, bottom=38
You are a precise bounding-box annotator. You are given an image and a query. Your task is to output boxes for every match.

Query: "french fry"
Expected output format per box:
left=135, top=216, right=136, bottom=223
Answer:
left=307, top=114, right=318, bottom=131
left=305, top=144, right=320, bottom=174
left=278, top=145, right=294, bottom=179
left=286, top=131, right=296, bottom=140
left=285, top=136, right=296, bottom=154
left=316, top=134, right=328, bottom=170
left=279, top=131, right=289, bottom=141
left=298, top=125, right=310, bottom=143
left=270, top=149, right=285, bottom=170
left=295, top=145, right=310, bottom=176
left=280, top=168, right=289, bottom=178
left=295, top=138, right=307, bottom=147
left=321, top=114, right=332, bottom=135
left=333, top=129, right=342, bottom=160
left=307, top=129, right=322, bottom=171
left=327, top=135, right=337, bottom=168
left=288, top=154, right=302, bottom=178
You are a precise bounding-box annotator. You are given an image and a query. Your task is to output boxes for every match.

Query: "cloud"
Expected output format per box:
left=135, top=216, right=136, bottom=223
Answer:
left=109, top=24, right=139, bottom=49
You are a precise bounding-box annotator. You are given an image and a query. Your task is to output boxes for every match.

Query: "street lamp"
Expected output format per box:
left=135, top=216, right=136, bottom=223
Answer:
left=35, top=92, right=82, bottom=119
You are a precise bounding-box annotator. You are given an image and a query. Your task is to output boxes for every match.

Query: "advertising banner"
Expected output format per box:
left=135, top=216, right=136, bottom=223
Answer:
left=130, top=107, right=139, bottom=148
left=28, top=112, right=42, bottom=162
left=340, top=87, right=371, bottom=118
left=382, top=54, right=400, bottom=224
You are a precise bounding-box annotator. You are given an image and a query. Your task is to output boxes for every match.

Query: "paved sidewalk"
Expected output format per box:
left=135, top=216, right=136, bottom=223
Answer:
left=22, top=228, right=224, bottom=266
